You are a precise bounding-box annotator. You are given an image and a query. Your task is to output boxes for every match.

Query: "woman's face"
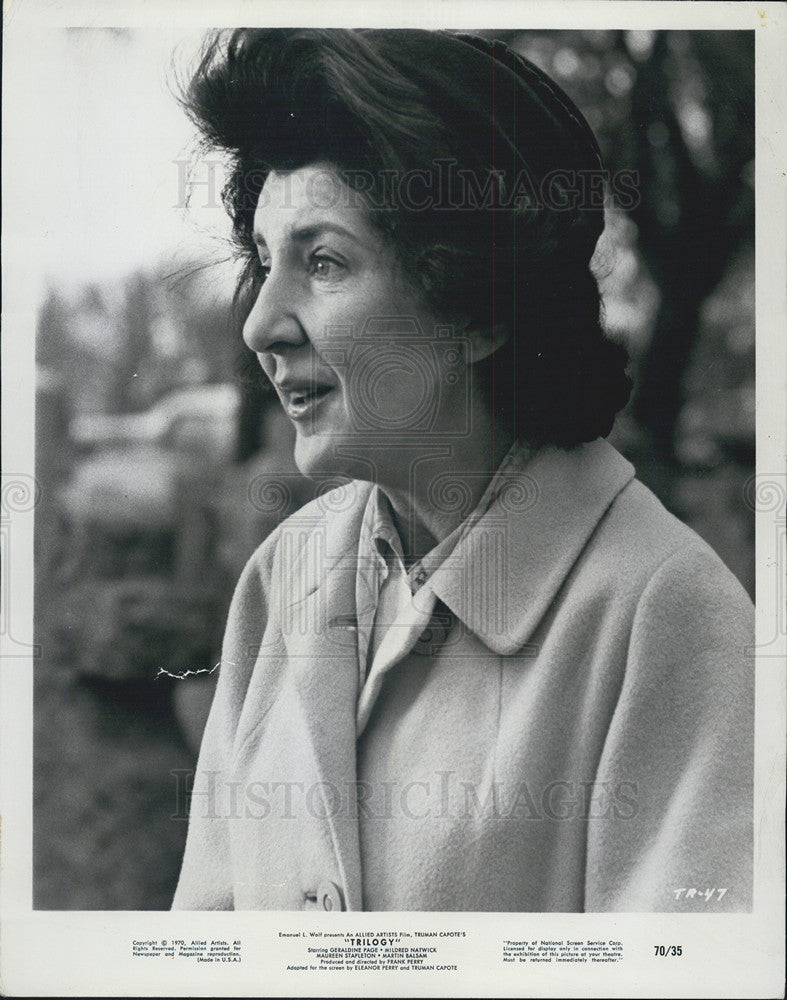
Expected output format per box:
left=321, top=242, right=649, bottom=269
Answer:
left=243, top=163, right=473, bottom=484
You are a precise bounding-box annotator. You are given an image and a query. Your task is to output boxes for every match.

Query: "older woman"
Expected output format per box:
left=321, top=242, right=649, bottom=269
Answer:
left=173, top=28, right=753, bottom=912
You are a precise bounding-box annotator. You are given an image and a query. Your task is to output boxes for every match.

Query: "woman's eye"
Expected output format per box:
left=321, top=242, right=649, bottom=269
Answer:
left=251, top=250, right=271, bottom=285
left=308, top=252, right=344, bottom=282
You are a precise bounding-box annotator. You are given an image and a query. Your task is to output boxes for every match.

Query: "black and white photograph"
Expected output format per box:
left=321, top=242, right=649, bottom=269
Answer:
left=1, top=1, right=784, bottom=996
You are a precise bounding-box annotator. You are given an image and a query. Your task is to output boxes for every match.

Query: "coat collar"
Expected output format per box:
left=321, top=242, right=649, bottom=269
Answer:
left=426, top=438, right=635, bottom=655
left=283, top=439, right=635, bottom=660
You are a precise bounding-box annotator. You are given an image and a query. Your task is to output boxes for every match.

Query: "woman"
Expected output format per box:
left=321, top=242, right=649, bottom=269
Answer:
left=173, top=28, right=753, bottom=912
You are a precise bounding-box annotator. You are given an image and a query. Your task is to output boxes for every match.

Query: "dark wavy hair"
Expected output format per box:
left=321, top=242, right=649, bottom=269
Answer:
left=180, top=28, right=631, bottom=446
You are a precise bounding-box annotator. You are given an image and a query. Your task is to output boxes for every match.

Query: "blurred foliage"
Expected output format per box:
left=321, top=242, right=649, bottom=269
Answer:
left=34, top=29, right=755, bottom=910
left=507, top=29, right=755, bottom=463
left=37, top=266, right=252, bottom=416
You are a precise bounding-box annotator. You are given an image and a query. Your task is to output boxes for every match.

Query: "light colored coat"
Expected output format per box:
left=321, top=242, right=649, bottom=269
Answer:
left=173, top=439, right=753, bottom=912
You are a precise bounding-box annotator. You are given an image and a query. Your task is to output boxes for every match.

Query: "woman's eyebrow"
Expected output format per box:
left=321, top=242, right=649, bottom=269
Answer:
left=252, top=221, right=370, bottom=251
left=291, top=222, right=367, bottom=247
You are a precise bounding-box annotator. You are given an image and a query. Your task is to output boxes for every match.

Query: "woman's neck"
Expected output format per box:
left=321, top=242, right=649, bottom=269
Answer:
left=379, top=416, right=517, bottom=562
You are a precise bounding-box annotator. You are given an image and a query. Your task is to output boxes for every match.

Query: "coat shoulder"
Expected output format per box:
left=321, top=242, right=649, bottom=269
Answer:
left=241, top=478, right=374, bottom=586
left=593, top=475, right=752, bottom=609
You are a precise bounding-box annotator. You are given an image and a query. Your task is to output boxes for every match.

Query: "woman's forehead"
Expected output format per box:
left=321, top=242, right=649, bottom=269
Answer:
left=254, top=163, right=377, bottom=248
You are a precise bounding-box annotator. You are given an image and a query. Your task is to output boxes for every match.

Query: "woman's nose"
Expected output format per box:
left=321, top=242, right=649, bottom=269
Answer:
left=242, top=274, right=304, bottom=354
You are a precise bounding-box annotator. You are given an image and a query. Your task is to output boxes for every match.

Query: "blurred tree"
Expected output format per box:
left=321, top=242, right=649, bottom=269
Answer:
left=114, top=272, right=156, bottom=412
left=161, top=266, right=242, bottom=386
left=504, top=30, right=754, bottom=459
left=37, top=288, right=89, bottom=387
left=623, top=31, right=754, bottom=459
left=37, top=288, right=71, bottom=368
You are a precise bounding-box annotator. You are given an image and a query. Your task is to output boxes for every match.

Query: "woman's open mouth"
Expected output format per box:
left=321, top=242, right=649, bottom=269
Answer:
left=280, top=383, right=334, bottom=421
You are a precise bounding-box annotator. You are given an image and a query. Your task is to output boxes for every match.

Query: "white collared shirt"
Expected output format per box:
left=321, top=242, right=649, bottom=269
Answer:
left=354, top=440, right=530, bottom=734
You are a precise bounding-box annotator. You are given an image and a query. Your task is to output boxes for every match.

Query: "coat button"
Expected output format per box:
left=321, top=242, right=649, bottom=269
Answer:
left=413, top=603, right=453, bottom=655
left=318, top=880, right=345, bottom=912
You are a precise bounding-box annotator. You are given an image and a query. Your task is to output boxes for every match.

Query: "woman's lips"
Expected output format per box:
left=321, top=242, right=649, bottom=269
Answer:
left=278, top=382, right=335, bottom=421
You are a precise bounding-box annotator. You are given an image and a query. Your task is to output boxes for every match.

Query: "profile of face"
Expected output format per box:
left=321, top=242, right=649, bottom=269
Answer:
left=243, top=163, right=486, bottom=486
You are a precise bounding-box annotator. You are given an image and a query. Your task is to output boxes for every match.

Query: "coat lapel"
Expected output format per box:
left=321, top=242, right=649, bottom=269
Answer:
left=429, top=439, right=635, bottom=655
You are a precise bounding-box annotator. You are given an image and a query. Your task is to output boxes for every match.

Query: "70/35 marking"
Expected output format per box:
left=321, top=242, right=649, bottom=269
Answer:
left=654, top=945, right=683, bottom=957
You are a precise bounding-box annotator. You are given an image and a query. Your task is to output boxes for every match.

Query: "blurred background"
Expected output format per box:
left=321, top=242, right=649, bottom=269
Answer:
left=33, top=28, right=754, bottom=908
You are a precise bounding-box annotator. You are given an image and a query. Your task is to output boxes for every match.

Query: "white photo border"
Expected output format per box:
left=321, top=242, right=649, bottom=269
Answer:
left=1, top=2, right=784, bottom=997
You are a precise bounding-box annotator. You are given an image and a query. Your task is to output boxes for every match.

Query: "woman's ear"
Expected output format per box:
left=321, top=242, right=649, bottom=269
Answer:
left=462, top=321, right=511, bottom=364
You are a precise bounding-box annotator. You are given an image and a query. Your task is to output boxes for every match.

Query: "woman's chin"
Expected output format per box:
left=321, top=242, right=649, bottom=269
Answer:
left=292, top=433, right=368, bottom=483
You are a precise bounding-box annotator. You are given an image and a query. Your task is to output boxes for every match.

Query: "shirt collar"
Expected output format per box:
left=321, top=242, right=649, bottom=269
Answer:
left=360, top=440, right=530, bottom=594
left=361, top=487, right=405, bottom=567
